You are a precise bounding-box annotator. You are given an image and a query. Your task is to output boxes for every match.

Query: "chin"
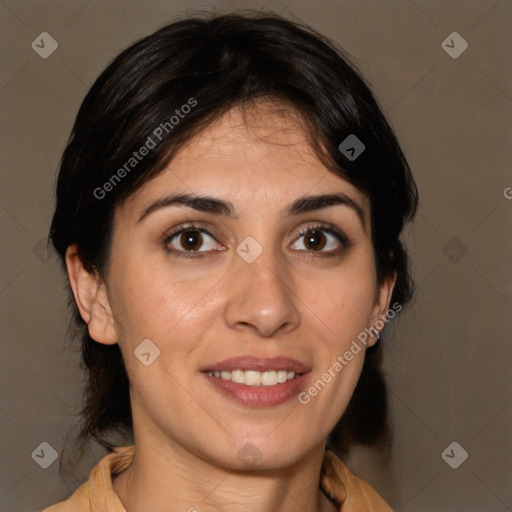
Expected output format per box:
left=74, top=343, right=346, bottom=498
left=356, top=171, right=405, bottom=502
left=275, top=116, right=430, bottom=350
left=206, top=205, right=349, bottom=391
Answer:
left=210, top=434, right=315, bottom=472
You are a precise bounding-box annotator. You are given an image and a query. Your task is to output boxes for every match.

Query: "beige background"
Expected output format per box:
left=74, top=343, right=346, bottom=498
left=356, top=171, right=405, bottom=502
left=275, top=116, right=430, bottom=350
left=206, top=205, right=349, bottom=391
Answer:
left=0, top=0, right=511, bottom=511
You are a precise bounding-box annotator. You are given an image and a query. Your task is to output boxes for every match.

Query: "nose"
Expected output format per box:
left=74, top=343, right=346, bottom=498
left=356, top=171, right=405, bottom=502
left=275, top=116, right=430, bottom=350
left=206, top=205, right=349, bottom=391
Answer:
left=224, top=248, right=301, bottom=338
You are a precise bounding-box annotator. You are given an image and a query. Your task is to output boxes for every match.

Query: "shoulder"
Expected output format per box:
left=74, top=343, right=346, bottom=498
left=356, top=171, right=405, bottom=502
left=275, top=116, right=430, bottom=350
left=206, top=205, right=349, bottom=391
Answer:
left=40, top=446, right=134, bottom=512
left=321, top=450, right=393, bottom=511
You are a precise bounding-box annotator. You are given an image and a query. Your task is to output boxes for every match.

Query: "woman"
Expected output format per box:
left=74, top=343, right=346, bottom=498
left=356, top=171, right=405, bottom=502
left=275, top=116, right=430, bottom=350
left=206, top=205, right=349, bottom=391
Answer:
left=44, top=10, right=417, bottom=512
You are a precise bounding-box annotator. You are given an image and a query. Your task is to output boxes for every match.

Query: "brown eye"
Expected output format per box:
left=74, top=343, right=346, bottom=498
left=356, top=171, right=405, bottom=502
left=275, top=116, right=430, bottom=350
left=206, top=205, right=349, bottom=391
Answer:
left=290, top=225, right=350, bottom=257
left=179, top=230, right=203, bottom=251
left=303, top=229, right=327, bottom=251
left=164, top=226, right=220, bottom=256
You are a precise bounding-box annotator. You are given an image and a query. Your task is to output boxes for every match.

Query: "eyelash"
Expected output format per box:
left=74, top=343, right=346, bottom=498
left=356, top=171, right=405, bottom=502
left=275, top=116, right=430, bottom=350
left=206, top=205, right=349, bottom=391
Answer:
left=162, top=223, right=351, bottom=259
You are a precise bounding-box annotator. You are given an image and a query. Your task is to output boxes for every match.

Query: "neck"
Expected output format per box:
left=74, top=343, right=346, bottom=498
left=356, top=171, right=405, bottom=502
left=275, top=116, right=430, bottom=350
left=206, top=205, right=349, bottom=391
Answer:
left=112, top=435, right=338, bottom=512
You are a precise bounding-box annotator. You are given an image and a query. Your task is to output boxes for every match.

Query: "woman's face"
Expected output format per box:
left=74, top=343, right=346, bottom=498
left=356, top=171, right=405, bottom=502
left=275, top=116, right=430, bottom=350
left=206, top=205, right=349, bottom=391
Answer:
left=99, top=103, right=394, bottom=469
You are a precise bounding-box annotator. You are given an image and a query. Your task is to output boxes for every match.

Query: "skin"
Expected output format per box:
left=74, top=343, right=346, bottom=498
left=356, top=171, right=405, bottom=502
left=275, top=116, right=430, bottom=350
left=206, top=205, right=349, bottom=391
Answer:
left=66, top=102, right=396, bottom=512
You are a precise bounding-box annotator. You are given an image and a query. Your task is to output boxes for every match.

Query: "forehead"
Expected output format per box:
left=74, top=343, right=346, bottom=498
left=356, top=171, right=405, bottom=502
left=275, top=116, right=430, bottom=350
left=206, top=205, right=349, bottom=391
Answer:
left=186, top=102, right=313, bottom=157
left=120, top=102, right=369, bottom=221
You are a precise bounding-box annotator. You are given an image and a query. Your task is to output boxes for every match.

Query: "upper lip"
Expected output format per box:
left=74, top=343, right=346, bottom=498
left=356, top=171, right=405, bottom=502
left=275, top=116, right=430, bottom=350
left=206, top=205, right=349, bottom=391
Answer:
left=200, top=355, right=311, bottom=374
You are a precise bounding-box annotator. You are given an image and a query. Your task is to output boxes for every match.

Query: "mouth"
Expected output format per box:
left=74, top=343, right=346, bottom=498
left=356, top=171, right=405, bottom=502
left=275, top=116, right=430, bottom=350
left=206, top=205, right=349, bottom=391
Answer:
left=200, top=355, right=311, bottom=407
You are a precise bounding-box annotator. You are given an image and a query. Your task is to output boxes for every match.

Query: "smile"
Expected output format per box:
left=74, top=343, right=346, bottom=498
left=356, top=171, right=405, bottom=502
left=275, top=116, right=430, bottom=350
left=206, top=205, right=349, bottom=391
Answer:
left=206, top=369, right=299, bottom=387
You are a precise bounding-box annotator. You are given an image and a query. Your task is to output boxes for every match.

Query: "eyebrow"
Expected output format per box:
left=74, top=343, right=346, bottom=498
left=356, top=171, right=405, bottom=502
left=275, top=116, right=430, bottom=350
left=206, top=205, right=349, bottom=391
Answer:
left=136, top=192, right=366, bottom=230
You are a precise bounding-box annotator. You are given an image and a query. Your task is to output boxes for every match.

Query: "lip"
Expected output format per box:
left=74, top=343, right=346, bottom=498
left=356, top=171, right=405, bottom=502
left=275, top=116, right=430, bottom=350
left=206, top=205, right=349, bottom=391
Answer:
left=200, top=355, right=311, bottom=373
left=203, top=372, right=310, bottom=408
left=200, top=355, right=311, bottom=408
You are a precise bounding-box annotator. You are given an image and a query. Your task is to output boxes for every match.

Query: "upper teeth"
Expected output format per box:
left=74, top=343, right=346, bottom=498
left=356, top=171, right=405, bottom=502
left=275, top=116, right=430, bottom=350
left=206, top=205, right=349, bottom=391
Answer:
left=207, top=370, right=297, bottom=386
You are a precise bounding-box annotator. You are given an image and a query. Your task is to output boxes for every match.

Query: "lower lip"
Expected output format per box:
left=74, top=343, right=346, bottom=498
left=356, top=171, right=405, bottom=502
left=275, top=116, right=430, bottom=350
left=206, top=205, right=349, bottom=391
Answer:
left=203, top=372, right=310, bottom=408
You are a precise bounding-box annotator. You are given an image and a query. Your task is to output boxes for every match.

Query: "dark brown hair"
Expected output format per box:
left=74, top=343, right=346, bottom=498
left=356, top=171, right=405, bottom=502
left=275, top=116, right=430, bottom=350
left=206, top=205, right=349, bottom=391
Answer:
left=49, top=10, right=418, bottom=474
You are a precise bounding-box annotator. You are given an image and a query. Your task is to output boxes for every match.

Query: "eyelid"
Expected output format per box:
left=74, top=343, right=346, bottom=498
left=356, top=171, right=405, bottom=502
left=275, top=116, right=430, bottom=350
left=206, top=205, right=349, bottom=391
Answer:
left=291, top=224, right=351, bottom=259
left=163, top=223, right=213, bottom=242
left=296, top=223, right=351, bottom=248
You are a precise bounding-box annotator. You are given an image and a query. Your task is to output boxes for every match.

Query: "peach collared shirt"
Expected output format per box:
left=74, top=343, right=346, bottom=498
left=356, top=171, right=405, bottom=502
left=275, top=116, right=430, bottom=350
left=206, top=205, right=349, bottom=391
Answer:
left=42, top=445, right=392, bottom=511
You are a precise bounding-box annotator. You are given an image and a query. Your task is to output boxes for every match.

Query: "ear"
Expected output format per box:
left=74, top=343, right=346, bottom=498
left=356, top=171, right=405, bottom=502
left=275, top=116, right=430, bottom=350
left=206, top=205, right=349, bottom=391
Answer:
left=366, top=271, right=398, bottom=348
left=65, top=244, right=117, bottom=345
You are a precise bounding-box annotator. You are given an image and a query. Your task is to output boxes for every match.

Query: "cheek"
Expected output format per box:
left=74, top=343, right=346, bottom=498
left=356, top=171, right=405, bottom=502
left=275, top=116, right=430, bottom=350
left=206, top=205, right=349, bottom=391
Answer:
left=294, top=266, right=376, bottom=406
left=108, top=258, right=224, bottom=356
left=306, top=268, right=377, bottom=344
